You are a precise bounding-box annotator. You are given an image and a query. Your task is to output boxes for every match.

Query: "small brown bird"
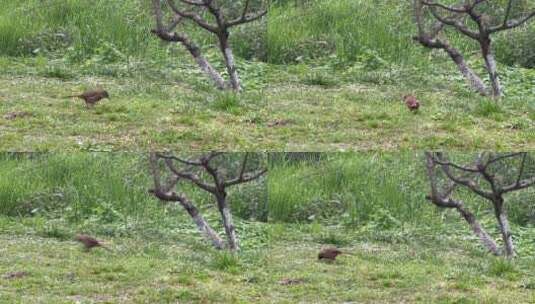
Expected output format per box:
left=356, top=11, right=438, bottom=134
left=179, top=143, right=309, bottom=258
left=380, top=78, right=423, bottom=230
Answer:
left=318, top=247, right=343, bottom=261
left=75, top=234, right=111, bottom=252
left=403, top=94, right=420, bottom=112
left=278, top=278, right=304, bottom=285
left=2, top=271, right=29, bottom=280
left=66, top=89, right=109, bottom=107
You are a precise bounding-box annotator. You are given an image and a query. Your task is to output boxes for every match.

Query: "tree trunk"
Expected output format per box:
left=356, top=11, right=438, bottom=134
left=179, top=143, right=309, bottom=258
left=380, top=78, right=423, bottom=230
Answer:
left=178, top=197, right=226, bottom=250
left=216, top=193, right=239, bottom=251
left=218, top=32, right=241, bottom=91
left=480, top=37, right=502, bottom=98
left=152, top=29, right=227, bottom=90
left=444, top=44, right=489, bottom=96
left=493, top=198, right=516, bottom=258
left=181, top=38, right=227, bottom=90
left=456, top=204, right=500, bottom=255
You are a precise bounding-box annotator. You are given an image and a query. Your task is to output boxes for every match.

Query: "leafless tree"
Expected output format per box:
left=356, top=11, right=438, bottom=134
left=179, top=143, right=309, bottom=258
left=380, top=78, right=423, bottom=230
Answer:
left=425, top=152, right=535, bottom=258
left=151, top=0, right=267, bottom=91
left=149, top=152, right=267, bottom=251
left=413, top=0, right=535, bottom=98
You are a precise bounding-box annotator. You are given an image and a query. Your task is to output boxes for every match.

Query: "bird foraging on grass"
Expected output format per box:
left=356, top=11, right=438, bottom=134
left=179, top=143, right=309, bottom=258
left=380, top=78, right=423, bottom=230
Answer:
left=318, top=247, right=343, bottom=261
left=403, top=94, right=420, bottom=112
left=2, top=271, right=29, bottom=280
left=75, top=234, right=111, bottom=252
left=66, top=89, right=109, bottom=107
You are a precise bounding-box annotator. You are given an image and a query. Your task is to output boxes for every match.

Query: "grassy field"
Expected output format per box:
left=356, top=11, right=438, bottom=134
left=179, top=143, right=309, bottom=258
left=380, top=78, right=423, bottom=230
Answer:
left=1, top=56, right=533, bottom=151
left=1, top=0, right=534, bottom=151
left=2, top=218, right=535, bottom=303
left=1, top=153, right=534, bottom=303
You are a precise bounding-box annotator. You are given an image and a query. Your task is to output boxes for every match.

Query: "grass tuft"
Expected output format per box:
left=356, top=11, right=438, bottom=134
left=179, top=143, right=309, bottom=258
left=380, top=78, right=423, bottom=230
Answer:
left=211, top=251, right=241, bottom=272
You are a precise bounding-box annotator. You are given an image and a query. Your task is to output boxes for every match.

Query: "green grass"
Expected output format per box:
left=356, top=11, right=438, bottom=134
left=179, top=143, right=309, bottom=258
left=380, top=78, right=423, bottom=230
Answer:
left=1, top=218, right=534, bottom=303
left=268, top=152, right=426, bottom=223
left=268, top=152, right=535, bottom=224
left=267, top=0, right=423, bottom=64
left=0, top=0, right=153, bottom=58
left=0, top=218, right=268, bottom=303
left=0, top=153, right=154, bottom=219
left=1, top=55, right=533, bottom=151
left=1, top=153, right=534, bottom=302
left=0, top=153, right=266, bottom=221
left=1, top=1, right=534, bottom=151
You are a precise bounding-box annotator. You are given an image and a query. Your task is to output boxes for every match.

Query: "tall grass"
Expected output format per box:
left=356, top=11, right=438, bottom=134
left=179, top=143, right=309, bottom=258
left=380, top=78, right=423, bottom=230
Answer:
left=0, top=153, right=266, bottom=224
left=268, top=152, right=429, bottom=225
left=268, top=153, right=535, bottom=228
left=1, top=0, right=529, bottom=68
left=0, top=153, right=154, bottom=221
left=0, top=0, right=154, bottom=58
left=267, top=0, right=421, bottom=64
left=0, top=0, right=258, bottom=61
left=1, top=153, right=532, bottom=228
left=6, top=0, right=420, bottom=63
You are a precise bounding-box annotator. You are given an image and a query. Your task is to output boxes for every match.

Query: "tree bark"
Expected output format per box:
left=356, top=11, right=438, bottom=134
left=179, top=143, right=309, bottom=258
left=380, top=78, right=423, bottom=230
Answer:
left=179, top=196, right=226, bottom=250
left=413, top=32, right=488, bottom=96
left=219, top=33, right=241, bottom=91
left=444, top=44, right=489, bottom=96
left=180, top=36, right=227, bottom=90
left=152, top=29, right=227, bottom=90
left=149, top=188, right=226, bottom=250
left=216, top=192, right=239, bottom=251
left=480, top=37, right=502, bottom=98
left=493, top=198, right=516, bottom=258
left=456, top=204, right=500, bottom=255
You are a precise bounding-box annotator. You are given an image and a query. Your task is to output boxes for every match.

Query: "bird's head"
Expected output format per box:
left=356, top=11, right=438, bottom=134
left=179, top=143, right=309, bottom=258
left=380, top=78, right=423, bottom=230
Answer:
left=103, top=91, right=110, bottom=99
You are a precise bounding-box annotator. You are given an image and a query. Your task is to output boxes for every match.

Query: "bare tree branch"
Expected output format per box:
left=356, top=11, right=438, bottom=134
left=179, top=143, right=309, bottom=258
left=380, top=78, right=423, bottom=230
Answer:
left=426, top=6, right=480, bottom=39
left=490, top=10, right=535, bottom=32
left=149, top=152, right=266, bottom=251
left=421, top=1, right=469, bottom=13
left=425, top=152, right=500, bottom=255
left=164, top=158, right=218, bottom=193
left=502, top=176, right=535, bottom=193
left=167, top=0, right=218, bottom=32
left=152, top=0, right=267, bottom=91
left=486, top=152, right=525, bottom=167
left=415, top=0, right=535, bottom=98
left=225, top=168, right=267, bottom=187
left=434, top=153, right=494, bottom=200
left=424, top=151, right=534, bottom=258
left=157, top=153, right=203, bottom=166
left=148, top=153, right=226, bottom=249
